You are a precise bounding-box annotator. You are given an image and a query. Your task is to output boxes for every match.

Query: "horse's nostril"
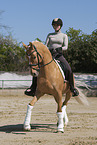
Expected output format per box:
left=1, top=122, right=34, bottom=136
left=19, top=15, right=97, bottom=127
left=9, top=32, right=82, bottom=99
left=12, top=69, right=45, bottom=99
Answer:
left=33, top=73, right=36, bottom=76
left=31, top=71, right=35, bottom=76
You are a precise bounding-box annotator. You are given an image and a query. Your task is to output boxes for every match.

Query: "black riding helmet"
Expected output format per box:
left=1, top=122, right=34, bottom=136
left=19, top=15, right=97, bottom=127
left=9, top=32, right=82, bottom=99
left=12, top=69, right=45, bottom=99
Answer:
left=52, top=18, right=63, bottom=27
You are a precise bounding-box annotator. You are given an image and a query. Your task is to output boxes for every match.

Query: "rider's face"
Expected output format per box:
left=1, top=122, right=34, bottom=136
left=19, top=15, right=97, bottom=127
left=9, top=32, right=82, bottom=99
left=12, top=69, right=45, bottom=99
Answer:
left=53, top=24, right=61, bottom=32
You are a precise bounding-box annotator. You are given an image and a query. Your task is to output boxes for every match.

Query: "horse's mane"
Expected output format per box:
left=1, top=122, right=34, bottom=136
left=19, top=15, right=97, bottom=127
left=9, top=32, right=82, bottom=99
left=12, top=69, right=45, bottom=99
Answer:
left=32, top=41, right=51, bottom=55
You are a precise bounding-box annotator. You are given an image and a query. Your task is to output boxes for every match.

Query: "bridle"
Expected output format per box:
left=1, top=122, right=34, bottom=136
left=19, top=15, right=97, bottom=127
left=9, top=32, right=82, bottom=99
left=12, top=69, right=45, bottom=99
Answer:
left=26, top=45, right=54, bottom=72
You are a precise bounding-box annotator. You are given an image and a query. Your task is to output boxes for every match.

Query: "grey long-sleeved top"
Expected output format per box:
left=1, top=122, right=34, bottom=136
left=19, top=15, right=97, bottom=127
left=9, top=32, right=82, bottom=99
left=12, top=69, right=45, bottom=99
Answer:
left=45, top=31, right=68, bottom=51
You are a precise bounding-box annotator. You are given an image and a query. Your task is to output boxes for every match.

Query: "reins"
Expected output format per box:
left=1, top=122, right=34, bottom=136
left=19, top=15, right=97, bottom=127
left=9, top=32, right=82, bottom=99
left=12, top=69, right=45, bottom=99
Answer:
left=26, top=45, right=54, bottom=71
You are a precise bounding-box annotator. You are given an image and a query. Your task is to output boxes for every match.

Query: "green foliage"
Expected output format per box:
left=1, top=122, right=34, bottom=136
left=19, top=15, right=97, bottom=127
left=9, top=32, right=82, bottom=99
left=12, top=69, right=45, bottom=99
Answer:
left=35, top=38, right=42, bottom=42
left=0, top=34, right=28, bottom=71
left=64, top=28, right=97, bottom=73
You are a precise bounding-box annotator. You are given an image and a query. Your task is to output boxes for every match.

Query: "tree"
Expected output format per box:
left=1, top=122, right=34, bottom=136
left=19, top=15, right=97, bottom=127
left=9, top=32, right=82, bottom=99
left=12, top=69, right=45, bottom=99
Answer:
left=64, top=28, right=97, bottom=73
left=0, top=34, right=27, bottom=71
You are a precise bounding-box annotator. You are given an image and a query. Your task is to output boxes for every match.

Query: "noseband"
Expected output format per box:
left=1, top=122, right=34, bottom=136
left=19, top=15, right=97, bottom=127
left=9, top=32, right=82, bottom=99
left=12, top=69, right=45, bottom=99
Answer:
left=26, top=45, right=53, bottom=72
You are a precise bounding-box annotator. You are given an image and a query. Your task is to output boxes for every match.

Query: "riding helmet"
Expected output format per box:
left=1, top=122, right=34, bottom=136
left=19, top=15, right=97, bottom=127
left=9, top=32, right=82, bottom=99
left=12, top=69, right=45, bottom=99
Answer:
left=52, top=18, right=63, bottom=27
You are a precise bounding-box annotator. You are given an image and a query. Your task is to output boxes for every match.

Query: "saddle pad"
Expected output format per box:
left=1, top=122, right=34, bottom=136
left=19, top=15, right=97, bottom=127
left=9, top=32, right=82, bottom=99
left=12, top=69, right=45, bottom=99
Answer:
left=54, top=59, right=65, bottom=80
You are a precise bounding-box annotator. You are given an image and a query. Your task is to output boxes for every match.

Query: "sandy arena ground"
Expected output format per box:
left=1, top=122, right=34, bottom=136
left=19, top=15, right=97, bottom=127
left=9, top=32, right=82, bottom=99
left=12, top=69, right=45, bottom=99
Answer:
left=0, top=89, right=97, bottom=145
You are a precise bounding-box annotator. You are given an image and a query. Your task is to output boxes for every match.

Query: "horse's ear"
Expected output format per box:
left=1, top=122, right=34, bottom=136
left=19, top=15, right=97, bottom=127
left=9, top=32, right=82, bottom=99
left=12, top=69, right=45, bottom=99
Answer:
left=29, top=42, right=33, bottom=48
left=22, top=42, right=28, bottom=49
left=29, top=42, right=34, bottom=49
left=29, top=42, right=32, bottom=47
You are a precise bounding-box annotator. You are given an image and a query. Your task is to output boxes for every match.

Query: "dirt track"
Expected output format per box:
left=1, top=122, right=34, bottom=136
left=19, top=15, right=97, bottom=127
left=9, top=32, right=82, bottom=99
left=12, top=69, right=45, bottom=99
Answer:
left=0, top=91, right=97, bottom=145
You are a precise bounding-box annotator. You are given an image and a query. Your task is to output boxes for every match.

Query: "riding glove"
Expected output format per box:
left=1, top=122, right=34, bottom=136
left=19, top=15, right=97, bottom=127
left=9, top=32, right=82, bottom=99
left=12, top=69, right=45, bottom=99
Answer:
left=56, top=47, right=62, bottom=54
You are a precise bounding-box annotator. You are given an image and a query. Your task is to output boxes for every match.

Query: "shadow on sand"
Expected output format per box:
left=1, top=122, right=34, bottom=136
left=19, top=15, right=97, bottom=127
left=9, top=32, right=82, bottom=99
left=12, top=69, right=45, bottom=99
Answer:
left=0, top=123, right=57, bottom=134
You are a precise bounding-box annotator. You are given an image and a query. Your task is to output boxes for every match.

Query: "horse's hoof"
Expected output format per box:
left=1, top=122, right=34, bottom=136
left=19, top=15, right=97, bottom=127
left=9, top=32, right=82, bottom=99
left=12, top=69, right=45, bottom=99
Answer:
left=57, top=128, right=64, bottom=133
left=56, top=130, right=64, bottom=133
left=24, top=125, right=31, bottom=131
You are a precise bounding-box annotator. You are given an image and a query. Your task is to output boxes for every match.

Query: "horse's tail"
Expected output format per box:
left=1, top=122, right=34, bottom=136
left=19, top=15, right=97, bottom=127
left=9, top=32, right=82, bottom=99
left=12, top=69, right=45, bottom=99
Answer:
left=74, top=87, right=89, bottom=106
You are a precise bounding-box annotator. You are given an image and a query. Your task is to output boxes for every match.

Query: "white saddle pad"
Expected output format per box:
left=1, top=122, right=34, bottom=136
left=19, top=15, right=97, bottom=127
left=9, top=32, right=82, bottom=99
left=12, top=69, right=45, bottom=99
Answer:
left=54, top=59, right=65, bottom=80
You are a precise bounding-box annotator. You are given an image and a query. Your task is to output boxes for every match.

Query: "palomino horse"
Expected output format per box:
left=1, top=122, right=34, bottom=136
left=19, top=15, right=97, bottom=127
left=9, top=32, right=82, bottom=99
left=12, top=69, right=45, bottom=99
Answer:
left=22, top=41, right=89, bottom=133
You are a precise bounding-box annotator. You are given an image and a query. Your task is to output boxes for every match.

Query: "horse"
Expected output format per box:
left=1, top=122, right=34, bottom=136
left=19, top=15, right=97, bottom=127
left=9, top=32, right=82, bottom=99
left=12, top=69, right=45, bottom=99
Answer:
left=22, top=41, right=89, bottom=133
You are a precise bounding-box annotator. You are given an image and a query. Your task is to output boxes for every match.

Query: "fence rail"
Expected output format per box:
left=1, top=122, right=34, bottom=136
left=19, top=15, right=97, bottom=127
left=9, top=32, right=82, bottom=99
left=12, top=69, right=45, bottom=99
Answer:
left=0, top=79, right=97, bottom=89
left=0, top=80, right=31, bottom=89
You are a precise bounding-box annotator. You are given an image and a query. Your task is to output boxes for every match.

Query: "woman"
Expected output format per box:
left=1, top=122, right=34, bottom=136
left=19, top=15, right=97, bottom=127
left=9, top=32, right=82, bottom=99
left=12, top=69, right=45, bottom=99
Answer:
left=25, top=18, right=79, bottom=97
left=45, top=18, right=79, bottom=96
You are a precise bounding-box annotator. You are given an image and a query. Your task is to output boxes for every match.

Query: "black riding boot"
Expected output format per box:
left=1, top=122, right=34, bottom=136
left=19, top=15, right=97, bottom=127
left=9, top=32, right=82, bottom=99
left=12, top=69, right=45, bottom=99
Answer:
left=69, top=73, right=79, bottom=97
left=59, top=62, right=79, bottom=97
left=24, top=77, right=37, bottom=96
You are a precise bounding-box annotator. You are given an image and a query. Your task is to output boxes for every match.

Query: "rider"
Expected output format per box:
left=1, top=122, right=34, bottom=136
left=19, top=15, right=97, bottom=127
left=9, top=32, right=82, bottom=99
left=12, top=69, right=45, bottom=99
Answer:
left=25, top=18, right=79, bottom=97
left=45, top=18, right=79, bottom=96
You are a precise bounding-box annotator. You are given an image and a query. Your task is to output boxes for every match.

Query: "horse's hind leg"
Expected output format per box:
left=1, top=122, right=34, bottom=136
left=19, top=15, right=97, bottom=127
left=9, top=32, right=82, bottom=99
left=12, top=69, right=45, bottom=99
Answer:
left=63, top=90, right=72, bottom=106
left=62, top=90, right=72, bottom=127
left=54, top=92, right=64, bottom=132
left=24, top=96, right=39, bottom=131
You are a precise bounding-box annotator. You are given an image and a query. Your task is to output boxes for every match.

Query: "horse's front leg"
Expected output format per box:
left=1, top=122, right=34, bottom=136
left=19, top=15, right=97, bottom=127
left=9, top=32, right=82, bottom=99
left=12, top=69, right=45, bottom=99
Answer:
left=24, top=96, right=39, bottom=131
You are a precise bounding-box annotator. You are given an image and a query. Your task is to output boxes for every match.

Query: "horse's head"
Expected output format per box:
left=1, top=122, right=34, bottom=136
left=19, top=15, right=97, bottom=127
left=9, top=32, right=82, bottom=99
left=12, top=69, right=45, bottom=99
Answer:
left=22, top=42, right=43, bottom=77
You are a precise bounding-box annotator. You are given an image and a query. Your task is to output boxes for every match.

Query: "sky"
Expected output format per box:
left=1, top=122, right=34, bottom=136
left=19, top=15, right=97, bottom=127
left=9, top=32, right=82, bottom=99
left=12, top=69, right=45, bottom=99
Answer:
left=0, top=0, right=97, bottom=45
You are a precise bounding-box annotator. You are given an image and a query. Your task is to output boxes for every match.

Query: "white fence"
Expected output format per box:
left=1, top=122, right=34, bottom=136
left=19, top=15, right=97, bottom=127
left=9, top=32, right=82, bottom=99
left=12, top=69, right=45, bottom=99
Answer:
left=0, top=80, right=31, bottom=89
left=0, top=79, right=97, bottom=89
left=0, top=79, right=97, bottom=97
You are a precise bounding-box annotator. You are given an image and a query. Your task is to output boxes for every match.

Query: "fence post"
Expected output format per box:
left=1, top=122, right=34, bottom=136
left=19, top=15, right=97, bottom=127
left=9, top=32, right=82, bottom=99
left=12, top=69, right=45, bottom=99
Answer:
left=2, top=80, right=4, bottom=89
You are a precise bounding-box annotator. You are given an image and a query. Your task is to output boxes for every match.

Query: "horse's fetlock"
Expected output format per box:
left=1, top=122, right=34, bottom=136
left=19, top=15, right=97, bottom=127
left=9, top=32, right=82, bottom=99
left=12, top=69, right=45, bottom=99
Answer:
left=24, top=124, right=31, bottom=131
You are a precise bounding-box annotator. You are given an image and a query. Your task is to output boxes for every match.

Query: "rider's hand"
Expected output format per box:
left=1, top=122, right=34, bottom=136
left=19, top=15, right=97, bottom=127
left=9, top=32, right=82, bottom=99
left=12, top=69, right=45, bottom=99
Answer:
left=50, top=48, right=57, bottom=54
left=56, top=47, right=62, bottom=54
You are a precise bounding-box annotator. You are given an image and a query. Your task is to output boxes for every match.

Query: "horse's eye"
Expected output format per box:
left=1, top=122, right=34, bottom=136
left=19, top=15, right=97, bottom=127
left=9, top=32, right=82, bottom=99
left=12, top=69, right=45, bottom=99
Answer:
left=33, top=56, right=36, bottom=59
